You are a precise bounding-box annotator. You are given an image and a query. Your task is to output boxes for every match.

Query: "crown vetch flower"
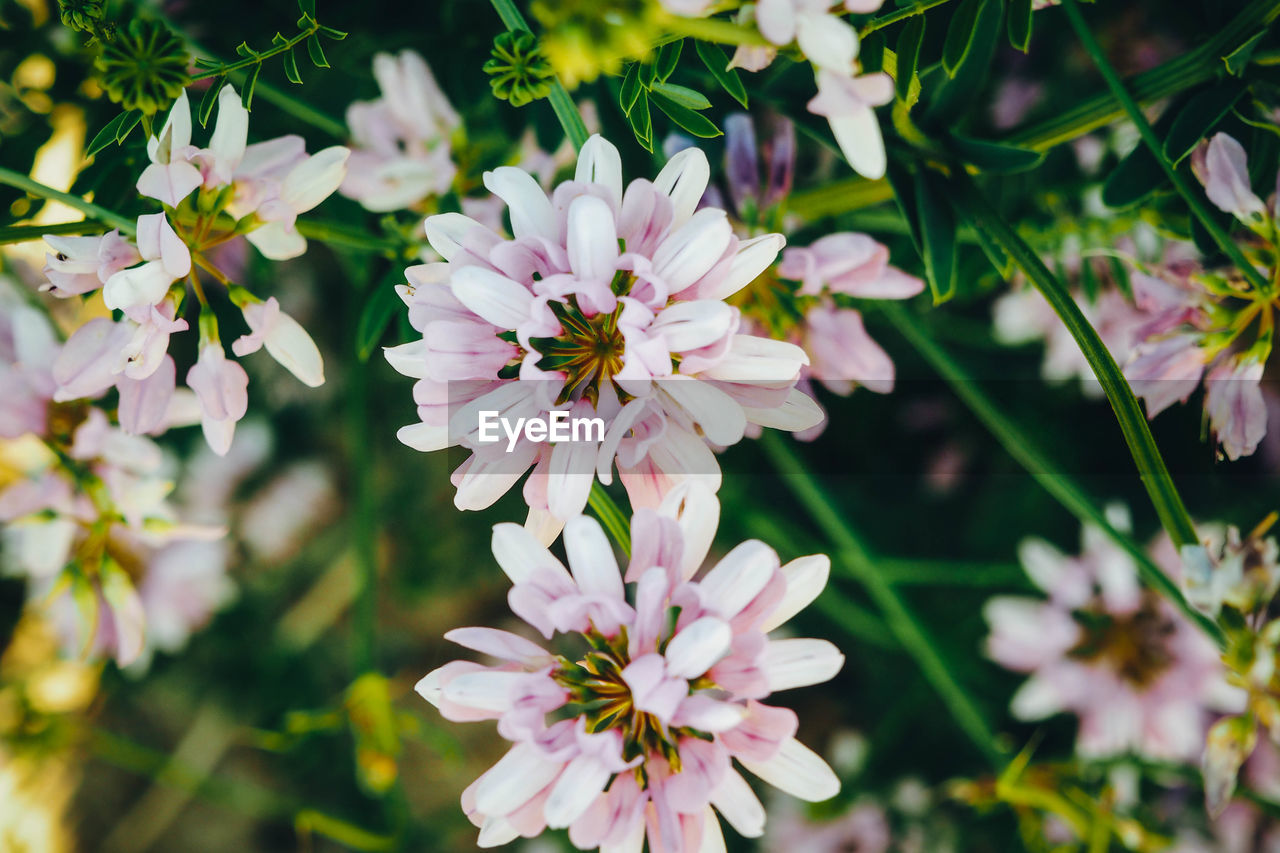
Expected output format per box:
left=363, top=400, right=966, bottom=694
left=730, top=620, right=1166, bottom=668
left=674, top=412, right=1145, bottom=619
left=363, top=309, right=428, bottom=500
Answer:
left=984, top=507, right=1242, bottom=762
left=416, top=483, right=842, bottom=850
left=386, top=135, right=822, bottom=535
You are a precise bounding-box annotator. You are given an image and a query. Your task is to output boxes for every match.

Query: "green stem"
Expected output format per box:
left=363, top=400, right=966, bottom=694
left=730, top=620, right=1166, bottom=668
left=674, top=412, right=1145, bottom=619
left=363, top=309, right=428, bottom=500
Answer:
left=1060, top=0, right=1271, bottom=294
left=588, top=481, right=632, bottom=556
left=859, top=0, right=958, bottom=36
left=489, top=0, right=590, bottom=150
left=883, top=302, right=1226, bottom=648
left=760, top=431, right=1005, bottom=767
left=948, top=172, right=1202, bottom=553
left=190, top=23, right=319, bottom=81
left=0, top=167, right=135, bottom=233
left=0, top=221, right=107, bottom=243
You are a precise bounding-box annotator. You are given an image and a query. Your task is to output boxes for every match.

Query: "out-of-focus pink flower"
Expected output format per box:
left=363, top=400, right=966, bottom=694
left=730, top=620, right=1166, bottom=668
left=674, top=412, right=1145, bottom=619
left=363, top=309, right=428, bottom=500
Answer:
left=984, top=508, right=1243, bottom=762
left=1205, top=355, right=1267, bottom=461
left=41, top=230, right=139, bottom=297
left=186, top=343, right=249, bottom=456
left=807, top=69, right=893, bottom=181
left=341, top=50, right=460, bottom=212
left=1125, top=333, right=1207, bottom=417
left=1192, top=133, right=1267, bottom=225
left=778, top=232, right=924, bottom=300
left=417, top=483, right=842, bottom=850
left=116, top=354, right=177, bottom=436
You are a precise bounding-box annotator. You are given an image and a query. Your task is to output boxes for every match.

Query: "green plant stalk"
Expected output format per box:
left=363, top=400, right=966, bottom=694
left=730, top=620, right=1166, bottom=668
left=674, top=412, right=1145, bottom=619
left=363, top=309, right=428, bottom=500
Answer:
left=760, top=431, right=1005, bottom=767
left=883, top=302, right=1226, bottom=648
left=588, top=481, right=633, bottom=556
left=0, top=221, right=107, bottom=243
left=488, top=0, right=591, bottom=150
left=190, top=22, right=320, bottom=81
left=0, top=167, right=135, bottom=233
left=1060, top=0, right=1271, bottom=294
left=949, top=172, right=1202, bottom=551
left=859, top=0, right=958, bottom=36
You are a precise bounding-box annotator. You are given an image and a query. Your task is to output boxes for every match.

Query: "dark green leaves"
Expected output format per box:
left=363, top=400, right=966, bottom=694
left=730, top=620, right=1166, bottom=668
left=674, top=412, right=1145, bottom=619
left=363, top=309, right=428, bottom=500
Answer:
left=87, top=110, right=141, bottom=156
left=650, top=91, right=721, bottom=138
left=1007, top=0, right=1033, bottom=52
left=694, top=41, right=747, bottom=108
left=895, top=15, right=924, bottom=101
left=949, top=135, right=1045, bottom=173
left=942, top=0, right=982, bottom=77
left=617, top=42, right=722, bottom=150
left=198, top=76, right=226, bottom=127
left=655, top=40, right=681, bottom=82
left=307, top=34, right=329, bottom=69
left=274, top=33, right=304, bottom=84
left=356, top=273, right=405, bottom=361
left=887, top=164, right=957, bottom=305
left=1162, top=80, right=1245, bottom=164
left=1223, top=29, right=1266, bottom=76
left=921, top=0, right=1002, bottom=127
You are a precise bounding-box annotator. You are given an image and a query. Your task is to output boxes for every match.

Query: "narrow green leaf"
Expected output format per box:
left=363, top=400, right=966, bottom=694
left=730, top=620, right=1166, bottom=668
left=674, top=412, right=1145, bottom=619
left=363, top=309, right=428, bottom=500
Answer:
left=895, top=15, right=924, bottom=101
left=1101, top=101, right=1185, bottom=208
left=629, top=94, right=653, bottom=152
left=1007, top=0, right=1032, bottom=52
left=1224, top=29, right=1266, bottom=76
left=235, top=41, right=257, bottom=59
left=198, top=77, right=226, bottom=128
left=649, top=82, right=711, bottom=111
left=317, top=24, right=347, bottom=40
left=356, top=278, right=404, bottom=361
left=640, top=57, right=658, bottom=89
left=970, top=219, right=1014, bottom=278
left=885, top=161, right=923, bottom=255
left=88, top=112, right=129, bottom=156
left=194, top=57, right=220, bottom=68
left=115, top=111, right=142, bottom=143
left=297, top=0, right=316, bottom=18
left=913, top=170, right=958, bottom=304
left=1162, top=80, right=1245, bottom=164
left=860, top=31, right=885, bottom=74
left=949, top=135, right=1045, bottom=173
left=242, top=64, right=263, bottom=109
left=921, top=0, right=1001, bottom=127
left=693, top=41, right=747, bottom=108
left=282, top=48, right=303, bottom=84
left=306, top=34, right=329, bottom=68
left=655, top=39, right=682, bottom=82
left=649, top=91, right=721, bottom=139
left=620, top=63, right=643, bottom=115
left=942, top=0, right=981, bottom=78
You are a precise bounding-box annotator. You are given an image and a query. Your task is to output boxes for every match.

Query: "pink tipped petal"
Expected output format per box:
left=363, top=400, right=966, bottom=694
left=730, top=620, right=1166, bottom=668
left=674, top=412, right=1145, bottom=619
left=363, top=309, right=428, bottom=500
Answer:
left=491, top=522, right=569, bottom=583
left=761, top=638, right=844, bottom=691
left=575, top=135, right=624, bottom=210
left=484, top=166, right=558, bottom=241
left=567, top=195, right=621, bottom=282
left=117, top=354, right=176, bottom=435
left=760, top=554, right=830, bottom=632
left=452, top=266, right=534, bottom=329
left=474, top=743, right=563, bottom=818
left=563, top=515, right=624, bottom=599
left=700, top=540, right=779, bottom=619
left=738, top=737, right=840, bottom=802
left=664, top=617, right=733, bottom=679
left=708, top=769, right=765, bottom=839
left=653, top=147, right=711, bottom=228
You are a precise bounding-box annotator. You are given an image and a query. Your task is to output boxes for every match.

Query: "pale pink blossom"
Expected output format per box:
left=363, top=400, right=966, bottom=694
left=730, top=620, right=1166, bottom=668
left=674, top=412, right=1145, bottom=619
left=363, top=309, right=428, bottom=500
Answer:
left=116, top=354, right=177, bottom=436
left=136, top=89, right=202, bottom=206
left=102, top=212, right=191, bottom=311
left=341, top=50, right=460, bottom=212
left=231, top=296, right=325, bottom=387
left=807, top=69, right=894, bottom=181
left=984, top=508, right=1243, bottom=762
left=186, top=343, right=249, bottom=456
left=385, top=135, right=820, bottom=534
left=1205, top=355, right=1267, bottom=461
left=41, top=230, right=139, bottom=297
left=1192, top=133, right=1267, bottom=225
left=417, top=483, right=842, bottom=850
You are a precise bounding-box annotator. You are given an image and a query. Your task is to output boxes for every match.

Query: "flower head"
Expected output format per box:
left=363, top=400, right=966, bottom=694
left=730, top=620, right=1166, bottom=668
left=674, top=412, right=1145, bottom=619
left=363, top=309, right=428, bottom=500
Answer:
left=95, top=18, right=191, bottom=117
left=417, top=483, right=842, bottom=850
left=387, top=135, right=821, bottom=533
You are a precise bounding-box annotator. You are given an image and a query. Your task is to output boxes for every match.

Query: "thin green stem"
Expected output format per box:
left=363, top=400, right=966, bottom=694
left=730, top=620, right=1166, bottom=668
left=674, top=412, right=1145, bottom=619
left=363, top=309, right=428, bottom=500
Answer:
left=0, top=221, right=107, bottom=243
left=859, top=0, right=958, bottom=36
left=190, top=23, right=318, bottom=81
left=489, top=0, right=590, bottom=150
left=0, top=167, right=135, bottom=233
left=949, top=172, right=1202, bottom=553
left=883, top=302, right=1226, bottom=648
left=1060, top=0, right=1271, bottom=294
left=588, top=482, right=632, bottom=556
left=760, top=431, right=1005, bottom=767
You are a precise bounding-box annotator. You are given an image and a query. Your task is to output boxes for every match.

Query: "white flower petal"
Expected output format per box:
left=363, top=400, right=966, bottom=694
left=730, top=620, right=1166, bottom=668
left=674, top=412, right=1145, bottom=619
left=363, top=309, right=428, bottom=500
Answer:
left=383, top=340, right=428, bottom=378
left=652, top=209, right=733, bottom=293
left=281, top=146, right=350, bottom=213
left=657, top=377, right=746, bottom=447
left=742, top=387, right=825, bottom=432
left=245, top=221, right=307, bottom=260
left=207, top=84, right=249, bottom=183
left=491, top=522, right=569, bottom=583
left=739, top=737, right=840, bottom=802
left=651, top=301, right=737, bottom=353
left=451, top=266, right=533, bottom=329
left=424, top=212, right=496, bottom=261
left=700, top=233, right=785, bottom=301
left=396, top=422, right=448, bottom=451
left=544, top=754, right=612, bottom=829
left=474, top=743, right=563, bottom=817
left=699, top=808, right=728, bottom=853
left=665, top=616, right=733, bottom=678
left=700, top=540, right=778, bottom=618
left=828, top=107, right=887, bottom=181
left=762, top=638, right=844, bottom=691
left=567, top=195, right=620, bottom=281
left=761, top=554, right=830, bottom=632
left=563, top=515, right=623, bottom=599
left=575, top=135, right=624, bottom=210
left=441, top=669, right=525, bottom=713
left=654, top=147, right=711, bottom=228
left=657, top=480, right=720, bottom=580
left=709, top=769, right=765, bottom=839
left=263, top=310, right=324, bottom=387
left=484, top=166, right=557, bottom=241
left=700, top=335, right=808, bottom=382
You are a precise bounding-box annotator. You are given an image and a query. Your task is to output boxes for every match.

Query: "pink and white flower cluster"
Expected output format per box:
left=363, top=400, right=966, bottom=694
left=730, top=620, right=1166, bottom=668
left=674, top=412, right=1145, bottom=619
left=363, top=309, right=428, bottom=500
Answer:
left=340, top=50, right=461, bottom=212
left=39, top=85, right=341, bottom=455
left=418, top=482, right=843, bottom=850
left=662, top=0, right=891, bottom=179
left=984, top=507, right=1242, bottom=762
left=386, top=134, right=822, bottom=538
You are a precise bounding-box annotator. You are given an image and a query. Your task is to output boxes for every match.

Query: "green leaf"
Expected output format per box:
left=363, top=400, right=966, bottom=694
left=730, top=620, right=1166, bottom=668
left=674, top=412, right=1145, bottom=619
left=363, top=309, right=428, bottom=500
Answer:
left=620, top=63, right=643, bottom=115
left=242, top=64, right=263, bottom=109
left=914, top=170, right=958, bottom=304
left=297, top=0, right=316, bottom=18
left=693, top=41, right=747, bottom=108
left=895, top=15, right=924, bottom=101
left=1007, top=0, right=1032, bottom=52
left=640, top=56, right=658, bottom=88
left=942, top=0, right=981, bottom=78
left=885, top=161, right=923, bottom=255
left=649, top=82, right=711, bottom=111
left=317, top=24, right=347, bottom=40
left=629, top=94, right=653, bottom=152
left=282, top=48, right=303, bottom=84
left=1224, top=29, right=1266, bottom=76
left=198, top=77, right=226, bottom=128
left=356, top=276, right=404, bottom=361
left=970, top=218, right=1014, bottom=278
left=306, top=34, right=329, bottom=68
left=949, top=135, right=1045, bottom=173
left=1101, top=101, right=1185, bottom=208
left=88, top=112, right=130, bottom=156
left=235, top=41, right=258, bottom=59
left=655, top=39, right=682, bottom=82
left=860, top=31, right=885, bottom=74
left=116, top=110, right=142, bottom=143
left=1162, top=80, right=1246, bottom=165
left=921, top=0, right=1002, bottom=127
left=649, top=91, right=721, bottom=138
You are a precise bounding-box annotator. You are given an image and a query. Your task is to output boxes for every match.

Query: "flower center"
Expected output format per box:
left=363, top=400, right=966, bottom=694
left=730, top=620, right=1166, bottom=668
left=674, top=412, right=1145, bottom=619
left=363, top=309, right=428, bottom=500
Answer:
left=552, top=629, right=691, bottom=772
left=530, top=296, right=627, bottom=407
left=1069, top=594, right=1176, bottom=687
left=728, top=268, right=806, bottom=339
